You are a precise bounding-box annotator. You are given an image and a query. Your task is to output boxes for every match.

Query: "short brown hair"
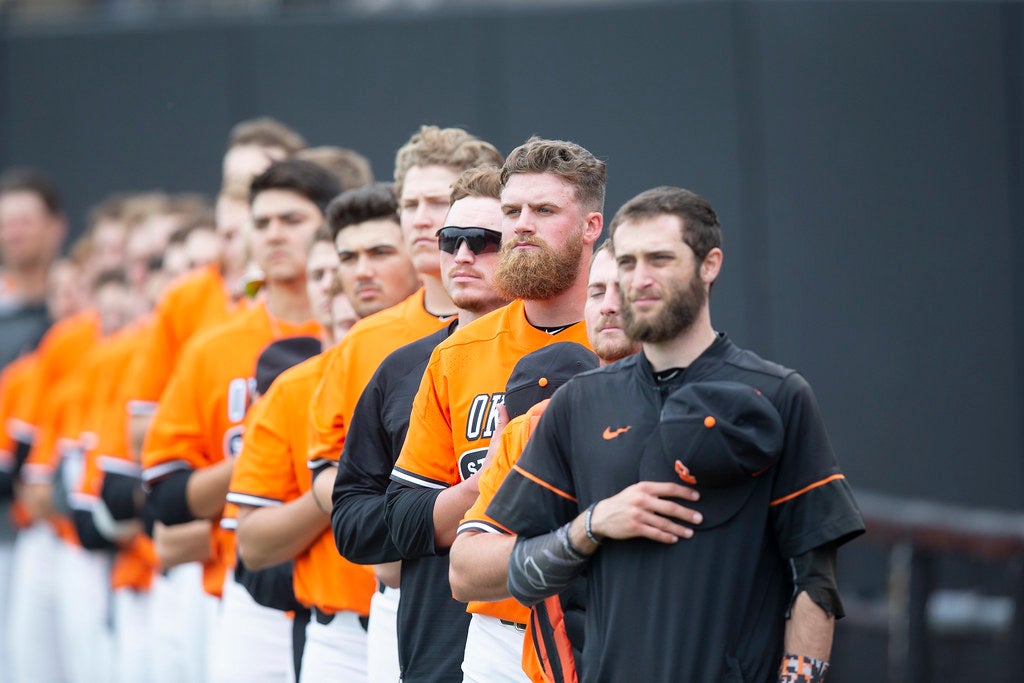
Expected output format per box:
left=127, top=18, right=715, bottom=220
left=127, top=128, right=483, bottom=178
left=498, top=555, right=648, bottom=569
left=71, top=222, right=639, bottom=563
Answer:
left=0, top=168, right=63, bottom=215
left=86, top=194, right=130, bottom=232
left=449, top=165, right=502, bottom=205
left=297, top=146, right=375, bottom=192
left=500, top=137, right=606, bottom=214
left=227, top=117, right=307, bottom=155
left=609, top=186, right=721, bottom=261
left=393, top=125, right=503, bottom=199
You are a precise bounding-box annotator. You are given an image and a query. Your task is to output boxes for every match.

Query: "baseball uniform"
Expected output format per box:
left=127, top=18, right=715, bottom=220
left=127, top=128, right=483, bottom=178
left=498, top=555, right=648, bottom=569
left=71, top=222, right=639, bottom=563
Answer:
left=227, top=352, right=376, bottom=681
left=487, top=334, right=865, bottom=682
left=332, top=322, right=467, bottom=682
left=386, top=300, right=589, bottom=681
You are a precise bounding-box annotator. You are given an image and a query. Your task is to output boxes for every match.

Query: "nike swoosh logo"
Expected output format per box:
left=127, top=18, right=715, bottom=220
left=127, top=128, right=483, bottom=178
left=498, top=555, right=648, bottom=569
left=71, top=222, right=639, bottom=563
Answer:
left=602, top=426, right=631, bottom=440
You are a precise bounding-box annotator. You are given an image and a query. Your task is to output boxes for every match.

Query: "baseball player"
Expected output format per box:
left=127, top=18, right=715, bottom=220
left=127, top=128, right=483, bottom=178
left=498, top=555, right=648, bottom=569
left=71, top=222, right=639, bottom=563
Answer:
left=449, top=241, right=641, bottom=683
left=229, top=188, right=425, bottom=682
left=385, top=137, right=603, bottom=682
left=306, top=126, right=502, bottom=680
left=142, top=159, right=335, bottom=682
left=125, top=120, right=302, bottom=683
left=330, top=165, right=510, bottom=683
left=487, top=186, right=866, bottom=683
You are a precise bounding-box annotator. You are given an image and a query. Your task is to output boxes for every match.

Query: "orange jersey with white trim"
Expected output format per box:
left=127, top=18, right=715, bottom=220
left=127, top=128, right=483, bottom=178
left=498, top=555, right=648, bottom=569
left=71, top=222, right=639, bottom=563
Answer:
left=79, top=324, right=160, bottom=592
left=21, top=309, right=100, bottom=434
left=0, top=353, right=39, bottom=469
left=392, top=300, right=590, bottom=490
left=142, top=301, right=321, bottom=597
left=307, top=289, right=452, bottom=467
left=459, top=402, right=550, bottom=681
left=74, top=324, right=149, bottom=501
left=0, top=353, right=41, bottom=528
left=124, top=265, right=243, bottom=414
left=458, top=405, right=547, bottom=625
left=228, top=354, right=375, bottom=615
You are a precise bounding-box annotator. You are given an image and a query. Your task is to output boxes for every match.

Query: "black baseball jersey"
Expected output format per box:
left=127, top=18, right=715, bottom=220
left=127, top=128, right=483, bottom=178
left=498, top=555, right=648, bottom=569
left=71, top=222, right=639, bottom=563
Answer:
left=487, top=334, right=865, bottom=682
left=330, top=321, right=470, bottom=683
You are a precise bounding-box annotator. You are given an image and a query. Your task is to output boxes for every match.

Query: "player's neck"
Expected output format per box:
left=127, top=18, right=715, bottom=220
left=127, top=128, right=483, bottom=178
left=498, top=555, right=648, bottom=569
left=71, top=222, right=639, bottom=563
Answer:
left=420, top=274, right=458, bottom=319
left=642, top=310, right=717, bottom=373
left=263, top=279, right=313, bottom=324
left=4, top=265, right=48, bottom=304
left=521, top=260, right=589, bottom=328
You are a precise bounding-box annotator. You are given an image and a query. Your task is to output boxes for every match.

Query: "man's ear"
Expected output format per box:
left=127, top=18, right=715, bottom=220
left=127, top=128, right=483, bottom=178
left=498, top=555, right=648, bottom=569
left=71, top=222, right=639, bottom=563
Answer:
left=582, top=211, right=603, bottom=245
left=701, top=247, right=723, bottom=285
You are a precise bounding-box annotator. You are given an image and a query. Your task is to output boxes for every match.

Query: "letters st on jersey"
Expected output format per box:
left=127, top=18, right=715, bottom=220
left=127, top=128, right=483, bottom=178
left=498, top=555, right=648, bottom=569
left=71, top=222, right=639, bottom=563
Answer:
left=459, top=392, right=505, bottom=481
left=224, top=376, right=259, bottom=458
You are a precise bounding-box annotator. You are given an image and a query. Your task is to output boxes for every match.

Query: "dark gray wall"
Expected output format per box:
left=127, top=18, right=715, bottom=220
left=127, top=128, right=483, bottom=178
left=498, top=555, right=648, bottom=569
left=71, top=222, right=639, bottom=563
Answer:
left=3, top=1, right=1021, bottom=677
left=3, top=1, right=1019, bottom=512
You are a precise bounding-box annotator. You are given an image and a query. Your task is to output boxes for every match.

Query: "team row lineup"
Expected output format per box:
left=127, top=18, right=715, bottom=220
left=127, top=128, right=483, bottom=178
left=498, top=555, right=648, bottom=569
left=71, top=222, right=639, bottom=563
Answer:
left=0, top=119, right=863, bottom=683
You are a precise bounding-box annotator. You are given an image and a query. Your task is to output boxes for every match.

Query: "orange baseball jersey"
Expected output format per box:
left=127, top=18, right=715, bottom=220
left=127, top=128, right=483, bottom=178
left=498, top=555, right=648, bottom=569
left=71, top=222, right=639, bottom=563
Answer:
left=459, top=402, right=550, bottom=682
left=391, top=299, right=590, bottom=490
left=24, top=329, right=130, bottom=544
left=228, top=353, right=375, bottom=615
left=142, top=301, right=321, bottom=597
left=62, top=328, right=142, bottom=519
left=21, top=309, right=100, bottom=435
left=307, top=288, right=453, bottom=468
left=0, top=353, right=41, bottom=528
left=111, top=534, right=158, bottom=592
left=124, top=264, right=243, bottom=416
left=86, top=323, right=160, bottom=592
left=0, top=353, right=39, bottom=469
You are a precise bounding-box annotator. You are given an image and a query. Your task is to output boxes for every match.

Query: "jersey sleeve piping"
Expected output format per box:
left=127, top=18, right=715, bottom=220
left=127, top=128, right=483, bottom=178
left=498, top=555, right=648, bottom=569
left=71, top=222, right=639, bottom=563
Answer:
left=307, top=457, right=337, bottom=471
left=98, top=456, right=141, bottom=477
left=457, top=519, right=512, bottom=536
left=142, top=459, right=194, bottom=486
left=770, top=473, right=846, bottom=507
left=390, top=466, right=449, bottom=490
left=225, top=492, right=283, bottom=508
left=511, top=464, right=578, bottom=503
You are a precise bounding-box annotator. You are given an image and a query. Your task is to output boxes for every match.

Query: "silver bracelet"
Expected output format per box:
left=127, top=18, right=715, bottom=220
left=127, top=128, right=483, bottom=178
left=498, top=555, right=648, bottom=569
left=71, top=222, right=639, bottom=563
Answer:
left=585, top=502, right=602, bottom=545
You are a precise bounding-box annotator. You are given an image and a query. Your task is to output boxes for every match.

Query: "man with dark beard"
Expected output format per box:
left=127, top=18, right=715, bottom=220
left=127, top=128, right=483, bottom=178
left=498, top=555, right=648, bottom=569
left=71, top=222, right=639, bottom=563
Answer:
left=385, top=137, right=603, bottom=682
left=487, top=186, right=865, bottom=683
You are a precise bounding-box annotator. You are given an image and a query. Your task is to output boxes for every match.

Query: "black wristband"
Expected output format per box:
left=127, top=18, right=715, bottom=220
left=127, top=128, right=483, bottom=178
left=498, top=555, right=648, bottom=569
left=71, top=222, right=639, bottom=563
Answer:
left=584, top=502, right=602, bottom=545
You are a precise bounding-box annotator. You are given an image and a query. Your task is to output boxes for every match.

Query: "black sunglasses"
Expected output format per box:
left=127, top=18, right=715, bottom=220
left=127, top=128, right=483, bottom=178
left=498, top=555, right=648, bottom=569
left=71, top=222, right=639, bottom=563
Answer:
left=436, top=226, right=503, bottom=255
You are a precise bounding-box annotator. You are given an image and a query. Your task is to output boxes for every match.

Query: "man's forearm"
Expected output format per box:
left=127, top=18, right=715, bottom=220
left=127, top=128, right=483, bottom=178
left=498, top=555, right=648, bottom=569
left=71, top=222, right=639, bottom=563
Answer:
left=235, top=494, right=329, bottom=571
left=185, top=460, right=233, bottom=519
left=432, top=479, right=482, bottom=549
left=449, top=531, right=515, bottom=602
left=153, top=520, right=212, bottom=569
left=779, top=592, right=834, bottom=681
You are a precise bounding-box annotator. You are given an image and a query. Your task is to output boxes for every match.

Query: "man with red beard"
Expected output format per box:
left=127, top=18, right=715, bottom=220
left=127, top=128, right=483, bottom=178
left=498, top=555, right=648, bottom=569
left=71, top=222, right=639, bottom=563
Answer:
left=447, top=240, right=642, bottom=683
left=487, top=186, right=865, bottom=683
left=385, top=137, right=603, bottom=682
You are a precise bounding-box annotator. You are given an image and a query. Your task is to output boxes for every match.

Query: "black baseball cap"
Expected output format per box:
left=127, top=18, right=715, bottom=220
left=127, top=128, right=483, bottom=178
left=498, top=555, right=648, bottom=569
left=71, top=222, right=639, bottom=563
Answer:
left=637, top=380, right=784, bottom=529
left=504, top=342, right=598, bottom=420
left=255, top=336, right=322, bottom=396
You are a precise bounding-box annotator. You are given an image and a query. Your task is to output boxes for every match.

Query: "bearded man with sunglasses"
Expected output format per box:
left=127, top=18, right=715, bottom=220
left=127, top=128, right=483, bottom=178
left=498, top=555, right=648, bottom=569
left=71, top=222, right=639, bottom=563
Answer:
left=330, top=166, right=510, bottom=683
left=386, top=137, right=603, bottom=683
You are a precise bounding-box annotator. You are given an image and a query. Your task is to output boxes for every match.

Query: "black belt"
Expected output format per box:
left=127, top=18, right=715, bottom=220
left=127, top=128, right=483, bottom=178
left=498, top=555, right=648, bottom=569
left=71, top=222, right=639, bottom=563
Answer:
left=500, top=619, right=527, bottom=632
left=312, top=606, right=369, bottom=632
